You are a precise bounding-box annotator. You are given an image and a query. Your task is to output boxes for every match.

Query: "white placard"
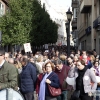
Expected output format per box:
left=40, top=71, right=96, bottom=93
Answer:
left=24, top=43, right=32, bottom=52
left=96, top=76, right=100, bottom=83
left=66, top=77, right=75, bottom=86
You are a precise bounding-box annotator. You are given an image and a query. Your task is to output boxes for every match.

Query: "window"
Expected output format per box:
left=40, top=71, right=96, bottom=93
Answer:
left=73, top=8, right=78, bottom=18
left=0, top=2, right=4, bottom=16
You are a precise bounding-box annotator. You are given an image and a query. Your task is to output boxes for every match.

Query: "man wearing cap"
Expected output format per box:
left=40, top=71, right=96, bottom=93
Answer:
left=0, top=48, right=18, bottom=90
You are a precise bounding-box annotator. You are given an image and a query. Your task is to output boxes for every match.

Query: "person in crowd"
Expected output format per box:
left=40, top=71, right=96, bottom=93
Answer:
left=91, top=61, right=100, bottom=76
left=36, top=62, right=47, bottom=97
left=5, top=52, right=10, bottom=62
left=80, top=51, right=90, bottom=61
left=29, top=57, right=40, bottom=76
left=82, top=55, right=92, bottom=69
left=68, top=60, right=97, bottom=100
left=8, top=58, right=14, bottom=64
left=35, top=55, right=44, bottom=74
left=54, top=59, right=70, bottom=100
left=43, top=55, right=48, bottom=62
left=38, top=61, right=60, bottom=100
left=93, top=51, right=99, bottom=59
left=67, top=56, right=78, bottom=100
left=16, top=53, right=22, bottom=62
left=0, top=48, right=18, bottom=90
left=90, top=55, right=95, bottom=65
left=67, top=57, right=74, bottom=67
left=59, top=54, right=67, bottom=65
left=76, top=50, right=82, bottom=56
left=91, top=61, right=100, bottom=100
left=29, top=57, right=34, bottom=63
left=73, top=56, right=79, bottom=66
left=55, top=50, right=60, bottom=58
left=70, top=54, right=74, bottom=59
left=14, top=59, right=22, bottom=74
left=20, top=57, right=37, bottom=100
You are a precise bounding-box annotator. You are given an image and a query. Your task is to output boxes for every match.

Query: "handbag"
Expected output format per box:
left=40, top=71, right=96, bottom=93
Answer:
left=70, top=90, right=80, bottom=100
left=48, top=84, right=61, bottom=96
left=48, top=73, right=61, bottom=97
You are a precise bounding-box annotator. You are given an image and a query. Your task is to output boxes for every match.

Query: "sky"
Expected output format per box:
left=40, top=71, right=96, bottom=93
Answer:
left=48, top=0, right=71, bottom=9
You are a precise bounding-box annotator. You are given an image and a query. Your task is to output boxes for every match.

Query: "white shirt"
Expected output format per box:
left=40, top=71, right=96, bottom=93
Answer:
left=0, top=60, right=5, bottom=68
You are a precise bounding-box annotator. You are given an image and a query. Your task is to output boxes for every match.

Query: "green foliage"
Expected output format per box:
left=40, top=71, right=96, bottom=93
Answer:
left=0, top=0, right=58, bottom=46
left=0, top=0, right=33, bottom=46
left=30, top=0, right=58, bottom=46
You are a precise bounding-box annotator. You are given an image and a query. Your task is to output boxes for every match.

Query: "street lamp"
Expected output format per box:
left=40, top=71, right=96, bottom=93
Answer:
left=66, top=8, right=72, bottom=57
left=65, top=22, right=69, bottom=30
left=65, top=21, right=69, bottom=52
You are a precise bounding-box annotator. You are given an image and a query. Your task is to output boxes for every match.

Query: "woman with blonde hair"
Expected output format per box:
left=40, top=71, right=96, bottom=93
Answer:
left=90, top=55, right=95, bottom=64
left=14, top=59, right=22, bottom=74
left=36, top=55, right=44, bottom=69
left=59, top=54, right=67, bottom=65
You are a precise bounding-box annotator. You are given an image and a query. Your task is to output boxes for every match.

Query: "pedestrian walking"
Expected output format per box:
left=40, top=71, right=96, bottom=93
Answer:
left=54, top=59, right=70, bottom=100
left=20, top=57, right=37, bottom=100
left=68, top=59, right=97, bottom=100
left=38, top=61, right=60, bottom=100
left=0, top=48, right=18, bottom=90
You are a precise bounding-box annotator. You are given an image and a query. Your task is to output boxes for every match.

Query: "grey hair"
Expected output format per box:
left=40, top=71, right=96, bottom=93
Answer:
left=54, top=59, right=62, bottom=65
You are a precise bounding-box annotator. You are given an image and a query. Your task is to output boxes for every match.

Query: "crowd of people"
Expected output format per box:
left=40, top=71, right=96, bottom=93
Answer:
left=0, top=47, right=100, bottom=100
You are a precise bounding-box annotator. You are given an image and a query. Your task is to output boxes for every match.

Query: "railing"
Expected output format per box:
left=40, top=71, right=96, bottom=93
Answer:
left=80, top=0, right=92, bottom=13
left=93, top=16, right=100, bottom=28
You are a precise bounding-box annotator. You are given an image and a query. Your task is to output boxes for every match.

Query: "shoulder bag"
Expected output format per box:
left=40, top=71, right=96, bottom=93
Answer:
left=48, top=73, right=61, bottom=97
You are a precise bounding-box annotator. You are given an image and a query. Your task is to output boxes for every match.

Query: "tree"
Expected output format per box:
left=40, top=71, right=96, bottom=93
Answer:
left=31, top=0, right=58, bottom=46
left=0, top=0, right=34, bottom=46
left=0, top=0, right=58, bottom=47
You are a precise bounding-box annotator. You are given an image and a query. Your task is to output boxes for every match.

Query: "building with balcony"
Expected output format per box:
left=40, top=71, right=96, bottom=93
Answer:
left=71, top=0, right=79, bottom=50
left=80, top=0, right=92, bottom=13
left=76, top=0, right=100, bottom=54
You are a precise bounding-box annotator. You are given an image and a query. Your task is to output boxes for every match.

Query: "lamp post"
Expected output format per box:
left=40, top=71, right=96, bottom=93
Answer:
left=66, top=8, right=72, bottom=57
left=65, top=22, right=69, bottom=53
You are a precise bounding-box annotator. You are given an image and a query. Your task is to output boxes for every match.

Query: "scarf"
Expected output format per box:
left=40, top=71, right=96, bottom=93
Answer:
left=38, top=72, right=51, bottom=100
left=94, top=66, right=99, bottom=76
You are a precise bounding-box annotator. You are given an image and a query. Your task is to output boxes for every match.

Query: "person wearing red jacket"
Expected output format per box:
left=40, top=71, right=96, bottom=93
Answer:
left=36, top=66, right=46, bottom=95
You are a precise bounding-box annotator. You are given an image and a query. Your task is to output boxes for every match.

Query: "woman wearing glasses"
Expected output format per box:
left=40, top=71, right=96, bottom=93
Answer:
left=68, top=60, right=97, bottom=100
left=38, top=61, right=60, bottom=100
